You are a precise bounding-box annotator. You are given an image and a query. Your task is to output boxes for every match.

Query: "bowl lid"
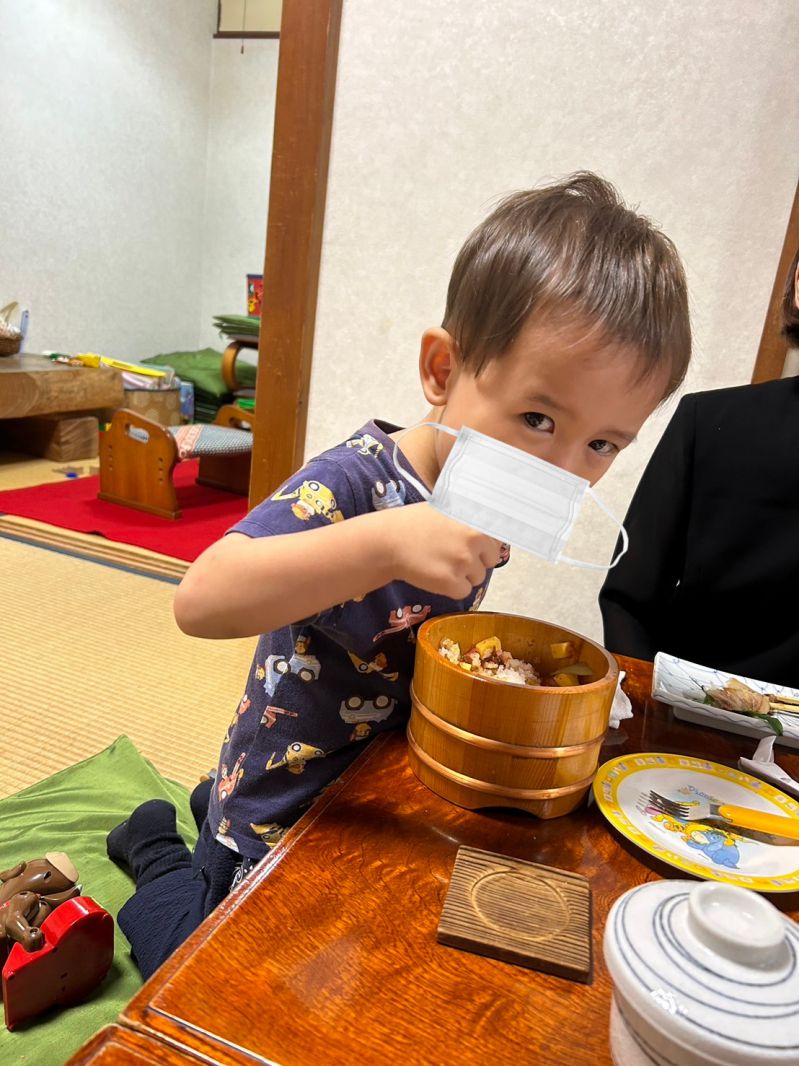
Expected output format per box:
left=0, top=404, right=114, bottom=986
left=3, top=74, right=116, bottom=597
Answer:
left=604, top=879, right=799, bottom=1065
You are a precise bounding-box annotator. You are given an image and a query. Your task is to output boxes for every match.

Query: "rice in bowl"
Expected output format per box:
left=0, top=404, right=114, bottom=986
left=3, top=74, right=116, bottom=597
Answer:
left=438, top=636, right=541, bottom=686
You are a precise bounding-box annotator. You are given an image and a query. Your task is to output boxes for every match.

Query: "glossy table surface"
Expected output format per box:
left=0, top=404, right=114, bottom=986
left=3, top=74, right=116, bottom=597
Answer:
left=72, top=657, right=799, bottom=1065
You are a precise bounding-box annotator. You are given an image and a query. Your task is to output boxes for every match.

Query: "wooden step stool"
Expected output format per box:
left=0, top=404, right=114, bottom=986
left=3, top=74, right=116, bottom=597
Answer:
left=98, top=405, right=253, bottom=519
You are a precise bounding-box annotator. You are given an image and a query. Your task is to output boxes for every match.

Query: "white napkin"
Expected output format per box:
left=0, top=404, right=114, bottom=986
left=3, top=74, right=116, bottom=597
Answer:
left=738, top=735, right=799, bottom=800
left=609, top=670, right=633, bottom=729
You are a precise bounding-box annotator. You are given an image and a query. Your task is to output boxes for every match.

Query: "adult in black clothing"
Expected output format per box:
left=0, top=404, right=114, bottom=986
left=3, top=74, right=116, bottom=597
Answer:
left=599, top=247, right=799, bottom=688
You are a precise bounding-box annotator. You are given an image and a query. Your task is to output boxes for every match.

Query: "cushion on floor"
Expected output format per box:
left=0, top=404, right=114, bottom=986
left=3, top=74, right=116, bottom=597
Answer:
left=0, top=736, right=197, bottom=1063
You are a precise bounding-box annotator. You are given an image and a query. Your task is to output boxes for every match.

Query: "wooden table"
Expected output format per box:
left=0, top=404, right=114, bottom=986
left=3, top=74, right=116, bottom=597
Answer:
left=70, top=658, right=799, bottom=1065
left=0, top=354, right=123, bottom=419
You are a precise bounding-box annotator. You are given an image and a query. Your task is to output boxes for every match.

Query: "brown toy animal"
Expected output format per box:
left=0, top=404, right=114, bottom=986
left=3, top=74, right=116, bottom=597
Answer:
left=0, top=853, right=80, bottom=957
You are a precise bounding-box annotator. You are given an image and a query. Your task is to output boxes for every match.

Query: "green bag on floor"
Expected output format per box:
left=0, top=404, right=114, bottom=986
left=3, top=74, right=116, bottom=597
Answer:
left=0, top=737, right=197, bottom=1065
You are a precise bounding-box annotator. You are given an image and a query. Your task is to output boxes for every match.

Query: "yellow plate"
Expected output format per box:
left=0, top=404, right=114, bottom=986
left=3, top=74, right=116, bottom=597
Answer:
left=593, top=753, right=799, bottom=892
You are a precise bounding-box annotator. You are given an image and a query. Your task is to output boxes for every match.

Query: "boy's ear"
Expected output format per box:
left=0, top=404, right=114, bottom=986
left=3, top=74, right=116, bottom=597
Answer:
left=419, top=328, right=459, bottom=406
left=794, top=259, right=799, bottom=311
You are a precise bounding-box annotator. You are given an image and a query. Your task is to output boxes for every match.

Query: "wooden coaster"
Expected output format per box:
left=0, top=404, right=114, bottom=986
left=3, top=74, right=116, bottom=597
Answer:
left=437, top=846, right=592, bottom=983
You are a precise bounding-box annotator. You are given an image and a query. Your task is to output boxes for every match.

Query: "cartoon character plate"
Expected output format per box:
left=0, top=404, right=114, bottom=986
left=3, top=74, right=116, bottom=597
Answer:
left=652, top=652, right=799, bottom=750
left=593, top=753, right=799, bottom=891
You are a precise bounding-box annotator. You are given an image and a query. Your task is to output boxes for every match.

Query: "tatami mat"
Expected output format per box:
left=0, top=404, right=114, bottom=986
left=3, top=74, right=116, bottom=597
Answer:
left=0, top=515, right=188, bottom=581
left=0, top=536, right=256, bottom=798
left=0, top=448, right=97, bottom=489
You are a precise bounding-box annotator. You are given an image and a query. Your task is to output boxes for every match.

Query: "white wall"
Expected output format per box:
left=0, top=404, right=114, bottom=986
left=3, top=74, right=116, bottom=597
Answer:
left=308, top=0, right=799, bottom=642
left=0, top=0, right=217, bottom=359
left=0, top=2, right=277, bottom=361
left=198, top=39, right=278, bottom=351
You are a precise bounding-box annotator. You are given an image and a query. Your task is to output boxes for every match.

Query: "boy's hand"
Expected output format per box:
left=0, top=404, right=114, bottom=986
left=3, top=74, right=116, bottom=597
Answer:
left=383, top=503, right=502, bottom=600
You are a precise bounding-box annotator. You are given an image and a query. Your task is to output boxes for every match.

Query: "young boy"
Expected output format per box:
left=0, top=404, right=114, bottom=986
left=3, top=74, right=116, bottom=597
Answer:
left=108, top=171, right=691, bottom=978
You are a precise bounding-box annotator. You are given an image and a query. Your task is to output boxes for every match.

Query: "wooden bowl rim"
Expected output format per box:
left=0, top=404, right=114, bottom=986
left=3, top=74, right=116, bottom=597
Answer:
left=416, top=611, right=618, bottom=694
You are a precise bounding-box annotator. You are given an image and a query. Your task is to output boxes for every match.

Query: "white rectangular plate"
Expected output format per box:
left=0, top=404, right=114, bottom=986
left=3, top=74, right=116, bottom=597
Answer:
left=652, top=653, right=799, bottom=751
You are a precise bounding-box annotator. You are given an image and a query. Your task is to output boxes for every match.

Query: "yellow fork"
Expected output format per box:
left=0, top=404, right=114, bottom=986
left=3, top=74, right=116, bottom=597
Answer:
left=648, top=790, right=799, bottom=842
left=711, top=803, right=799, bottom=841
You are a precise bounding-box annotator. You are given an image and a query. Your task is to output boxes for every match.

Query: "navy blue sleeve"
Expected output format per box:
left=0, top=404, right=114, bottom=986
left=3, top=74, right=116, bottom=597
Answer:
left=230, top=457, right=358, bottom=540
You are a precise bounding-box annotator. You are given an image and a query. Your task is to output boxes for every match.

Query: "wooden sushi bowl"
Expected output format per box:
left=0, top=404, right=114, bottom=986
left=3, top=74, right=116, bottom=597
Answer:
left=407, top=612, right=618, bottom=818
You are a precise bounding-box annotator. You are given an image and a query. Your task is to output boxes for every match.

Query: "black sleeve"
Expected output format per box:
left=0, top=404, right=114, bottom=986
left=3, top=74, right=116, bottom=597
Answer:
left=598, top=394, right=696, bottom=660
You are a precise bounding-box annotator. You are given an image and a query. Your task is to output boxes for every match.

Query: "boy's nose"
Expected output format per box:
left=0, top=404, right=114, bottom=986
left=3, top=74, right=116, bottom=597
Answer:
left=536, top=442, right=587, bottom=481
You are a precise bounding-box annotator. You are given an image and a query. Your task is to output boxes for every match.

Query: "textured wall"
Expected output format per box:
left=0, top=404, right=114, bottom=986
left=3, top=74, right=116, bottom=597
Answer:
left=0, top=0, right=217, bottom=359
left=198, top=39, right=278, bottom=350
left=0, top=2, right=277, bottom=362
left=308, top=0, right=799, bottom=642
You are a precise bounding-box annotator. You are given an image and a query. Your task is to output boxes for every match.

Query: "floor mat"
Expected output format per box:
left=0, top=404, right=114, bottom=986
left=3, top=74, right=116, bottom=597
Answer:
left=0, top=536, right=255, bottom=798
left=0, top=460, right=247, bottom=562
left=0, top=736, right=197, bottom=1064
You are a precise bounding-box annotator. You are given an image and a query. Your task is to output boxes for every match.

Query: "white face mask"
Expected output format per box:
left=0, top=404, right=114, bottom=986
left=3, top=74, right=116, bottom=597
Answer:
left=393, top=423, right=628, bottom=571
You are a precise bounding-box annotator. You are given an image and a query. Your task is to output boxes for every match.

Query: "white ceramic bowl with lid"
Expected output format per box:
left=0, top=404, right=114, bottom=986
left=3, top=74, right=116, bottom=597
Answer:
left=604, top=879, right=799, bottom=1065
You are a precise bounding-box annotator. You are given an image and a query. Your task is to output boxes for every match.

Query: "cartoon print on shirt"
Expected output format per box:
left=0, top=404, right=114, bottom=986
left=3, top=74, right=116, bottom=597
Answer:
left=346, top=433, right=384, bottom=458
left=209, top=420, right=509, bottom=858
left=216, top=817, right=240, bottom=850
left=250, top=822, right=287, bottom=847
left=348, top=650, right=399, bottom=682
left=272, top=479, right=344, bottom=523
left=218, top=753, right=247, bottom=801
left=224, top=693, right=252, bottom=743
left=339, top=593, right=366, bottom=608
left=266, top=741, right=325, bottom=775
left=373, top=604, right=432, bottom=643
left=260, top=705, right=299, bottom=729
left=339, top=693, right=396, bottom=725
left=371, top=478, right=406, bottom=510
left=263, top=635, right=322, bottom=698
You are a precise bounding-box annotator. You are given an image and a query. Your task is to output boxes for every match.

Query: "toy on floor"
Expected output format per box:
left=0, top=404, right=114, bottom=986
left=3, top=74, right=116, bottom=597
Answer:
left=0, top=853, right=114, bottom=1030
left=0, top=853, right=80, bottom=955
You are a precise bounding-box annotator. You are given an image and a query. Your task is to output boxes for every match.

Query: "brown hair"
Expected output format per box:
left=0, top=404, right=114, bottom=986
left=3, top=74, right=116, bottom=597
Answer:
left=442, top=172, right=691, bottom=398
left=783, top=247, right=799, bottom=345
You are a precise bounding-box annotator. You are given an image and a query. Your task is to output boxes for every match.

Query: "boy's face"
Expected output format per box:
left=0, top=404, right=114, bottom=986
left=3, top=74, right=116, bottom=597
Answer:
left=425, top=315, right=669, bottom=487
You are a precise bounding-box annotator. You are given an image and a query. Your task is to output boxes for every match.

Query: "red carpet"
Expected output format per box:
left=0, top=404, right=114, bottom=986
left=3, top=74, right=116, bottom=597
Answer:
left=0, top=461, right=248, bottom=562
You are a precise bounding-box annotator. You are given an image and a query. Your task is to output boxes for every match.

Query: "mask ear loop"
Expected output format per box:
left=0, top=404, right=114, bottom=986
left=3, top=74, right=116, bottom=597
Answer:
left=557, top=489, right=629, bottom=570
left=392, top=421, right=458, bottom=501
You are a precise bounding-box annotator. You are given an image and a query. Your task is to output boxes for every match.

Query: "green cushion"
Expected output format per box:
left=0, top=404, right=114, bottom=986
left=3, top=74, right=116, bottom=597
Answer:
left=141, top=348, right=257, bottom=401
left=0, top=737, right=197, bottom=1063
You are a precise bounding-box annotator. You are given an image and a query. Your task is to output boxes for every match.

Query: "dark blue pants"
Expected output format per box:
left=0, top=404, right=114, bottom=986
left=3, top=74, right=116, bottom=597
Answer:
left=116, top=818, right=242, bottom=980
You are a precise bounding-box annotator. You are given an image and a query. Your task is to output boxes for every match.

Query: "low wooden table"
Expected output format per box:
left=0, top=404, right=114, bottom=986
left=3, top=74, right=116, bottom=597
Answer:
left=70, top=658, right=799, bottom=1065
left=0, top=354, right=124, bottom=420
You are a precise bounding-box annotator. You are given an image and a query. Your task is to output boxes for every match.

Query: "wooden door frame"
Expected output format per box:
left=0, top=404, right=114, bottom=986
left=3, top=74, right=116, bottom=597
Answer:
left=752, top=178, right=799, bottom=383
left=249, top=0, right=343, bottom=506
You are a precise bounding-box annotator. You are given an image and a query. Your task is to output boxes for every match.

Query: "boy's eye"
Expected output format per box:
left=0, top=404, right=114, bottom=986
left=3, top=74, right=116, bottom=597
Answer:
left=588, top=439, right=618, bottom=457
left=524, top=412, right=554, bottom=431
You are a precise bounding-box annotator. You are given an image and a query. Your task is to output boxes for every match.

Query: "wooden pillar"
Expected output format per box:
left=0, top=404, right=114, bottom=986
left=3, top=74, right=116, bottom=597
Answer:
left=751, top=178, right=799, bottom=383
left=249, top=0, right=343, bottom=506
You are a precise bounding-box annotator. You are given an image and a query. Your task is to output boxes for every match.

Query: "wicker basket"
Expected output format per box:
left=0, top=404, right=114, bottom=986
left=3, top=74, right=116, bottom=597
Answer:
left=0, top=302, right=22, bottom=356
left=0, top=336, right=21, bottom=356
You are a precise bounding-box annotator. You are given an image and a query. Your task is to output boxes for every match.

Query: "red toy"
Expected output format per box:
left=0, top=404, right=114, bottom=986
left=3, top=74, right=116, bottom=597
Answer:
left=2, top=896, right=114, bottom=1030
left=0, top=853, right=114, bottom=1030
